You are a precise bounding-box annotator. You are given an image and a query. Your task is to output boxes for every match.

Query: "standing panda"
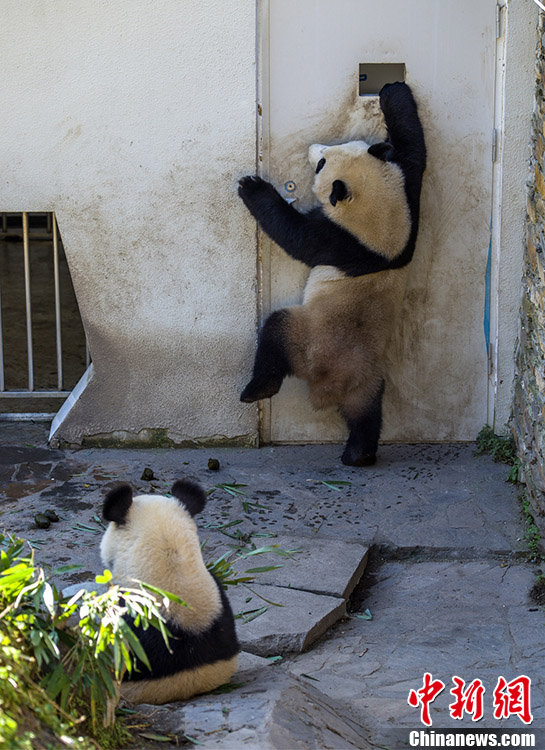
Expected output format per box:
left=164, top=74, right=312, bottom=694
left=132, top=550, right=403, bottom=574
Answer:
left=238, top=82, right=426, bottom=466
left=100, top=479, right=239, bottom=704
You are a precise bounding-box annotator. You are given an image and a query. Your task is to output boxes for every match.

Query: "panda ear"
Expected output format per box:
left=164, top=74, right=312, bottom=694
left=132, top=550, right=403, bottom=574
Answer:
left=171, top=478, right=207, bottom=517
left=103, top=484, right=133, bottom=525
left=329, top=180, right=350, bottom=207
left=367, top=141, right=394, bottom=162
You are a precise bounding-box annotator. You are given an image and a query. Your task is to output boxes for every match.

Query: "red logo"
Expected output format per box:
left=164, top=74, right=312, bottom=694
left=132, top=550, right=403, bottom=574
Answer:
left=407, top=672, right=446, bottom=727
left=408, top=675, right=533, bottom=726
left=449, top=676, right=485, bottom=721
left=493, top=675, right=533, bottom=724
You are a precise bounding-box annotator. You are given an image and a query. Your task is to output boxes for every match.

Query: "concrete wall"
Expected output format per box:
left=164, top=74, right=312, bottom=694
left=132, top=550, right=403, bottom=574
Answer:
left=0, top=0, right=258, bottom=446
left=513, top=8, right=545, bottom=528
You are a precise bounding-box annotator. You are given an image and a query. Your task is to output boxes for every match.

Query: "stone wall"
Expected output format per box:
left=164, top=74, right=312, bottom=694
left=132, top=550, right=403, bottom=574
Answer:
left=513, top=11, right=545, bottom=526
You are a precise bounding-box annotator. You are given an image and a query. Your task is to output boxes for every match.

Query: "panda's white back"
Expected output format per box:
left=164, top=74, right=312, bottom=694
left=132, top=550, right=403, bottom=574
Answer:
left=100, top=493, right=222, bottom=632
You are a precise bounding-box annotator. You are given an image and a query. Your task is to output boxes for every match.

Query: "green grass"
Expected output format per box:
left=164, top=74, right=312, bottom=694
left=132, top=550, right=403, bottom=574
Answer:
left=520, top=492, right=543, bottom=560
left=0, top=534, right=178, bottom=748
left=476, top=426, right=543, bottom=561
left=475, top=425, right=521, bottom=483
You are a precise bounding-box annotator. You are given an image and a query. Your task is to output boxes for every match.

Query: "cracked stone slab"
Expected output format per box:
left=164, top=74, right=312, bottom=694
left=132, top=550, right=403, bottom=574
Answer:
left=234, top=650, right=272, bottom=677
left=229, top=583, right=346, bottom=656
left=137, top=671, right=374, bottom=749
left=204, top=532, right=369, bottom=600
left=289, top=560, right=545, bottom=745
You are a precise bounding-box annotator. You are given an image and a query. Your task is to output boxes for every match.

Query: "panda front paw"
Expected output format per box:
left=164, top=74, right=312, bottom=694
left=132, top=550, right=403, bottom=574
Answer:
left=238, top=175, right=282, bottom=216
left=379, top=80, right=410, bottom=97
left=379, top=81, right=416, bottom=112
left=238, top=174, right=266, bottom=194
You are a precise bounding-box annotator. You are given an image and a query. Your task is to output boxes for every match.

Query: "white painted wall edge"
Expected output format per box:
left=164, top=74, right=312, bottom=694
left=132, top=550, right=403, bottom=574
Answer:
left=491, top=0, right=538, bottom=433
left=49, top=364, right=94, bottom=445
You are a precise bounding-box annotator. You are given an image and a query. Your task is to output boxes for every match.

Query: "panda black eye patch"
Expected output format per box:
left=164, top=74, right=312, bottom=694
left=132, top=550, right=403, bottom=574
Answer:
left=316, top=158, right=326, bottom=174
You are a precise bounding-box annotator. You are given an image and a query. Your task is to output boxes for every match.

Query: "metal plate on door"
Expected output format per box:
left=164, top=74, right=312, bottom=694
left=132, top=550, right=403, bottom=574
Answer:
left=358, top=63, right=406, bottom=96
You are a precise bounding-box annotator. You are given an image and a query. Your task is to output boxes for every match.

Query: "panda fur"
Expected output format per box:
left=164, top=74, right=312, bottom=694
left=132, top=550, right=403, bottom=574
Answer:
left=238, top=82, right=426, bottom=467
left=100, top=479, right=239, bottom=704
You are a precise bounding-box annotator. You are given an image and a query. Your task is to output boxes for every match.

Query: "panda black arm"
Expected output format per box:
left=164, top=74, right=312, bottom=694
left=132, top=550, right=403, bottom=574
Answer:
left=379, top=82, right=426, bottom=178
left=238, top=175, right=306, bottom=254
left=238, top=175, right=390, bottom=275
left=376, top=82, right=427, bottom=268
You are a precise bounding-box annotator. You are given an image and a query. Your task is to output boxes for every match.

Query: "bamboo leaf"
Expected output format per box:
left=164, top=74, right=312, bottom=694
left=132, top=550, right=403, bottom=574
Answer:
left=215, top=483, right=248, bottom=496
left=64, top=588, right=86, bottom=607
left=121, top=622, right=151, bottom=670
left=51, top=564, right=83, bottom=575
left=96, top=656, right=118, bottom=698
left=42, top=582, right=55, bottom=616
left=237, top=545, right=279, bottom=557
left=239, top=606, right=268, bottom=623
left=183, top=735, right=204, bottom=746
left=139, top=581, right=186, bottom=605
left=354, top=608, right=373, bottom=620
left=242, top=584, right=284, bottom=607
left=42, top=661, right=69, bottom=701
left=244, top=565, right=283, bottom=574
left=320, top=480, right=352, bottom=491
left=73, top=523, right=101, bottom=534
left=211, top=682, right=247, bottom=695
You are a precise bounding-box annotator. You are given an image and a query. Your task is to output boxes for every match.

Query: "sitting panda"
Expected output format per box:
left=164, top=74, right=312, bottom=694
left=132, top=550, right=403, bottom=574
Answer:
left=100, top=479, right=239, bottom=704
left=238, top=82, right=426, bottom=466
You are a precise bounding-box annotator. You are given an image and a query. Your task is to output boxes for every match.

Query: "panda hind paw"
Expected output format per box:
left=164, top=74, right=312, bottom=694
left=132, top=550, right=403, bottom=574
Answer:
left=240, top=377, right=282, bottom=403
left=341, top=448, right=377, bottom=467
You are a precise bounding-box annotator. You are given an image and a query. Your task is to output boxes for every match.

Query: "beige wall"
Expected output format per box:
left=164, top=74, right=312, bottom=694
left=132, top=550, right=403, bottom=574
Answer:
left=1, top=1, right=258, bottom=446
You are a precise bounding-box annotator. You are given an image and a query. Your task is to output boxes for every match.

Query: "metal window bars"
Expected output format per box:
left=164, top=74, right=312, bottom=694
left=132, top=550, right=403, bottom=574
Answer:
left=0, top=212, right=89, bottom=409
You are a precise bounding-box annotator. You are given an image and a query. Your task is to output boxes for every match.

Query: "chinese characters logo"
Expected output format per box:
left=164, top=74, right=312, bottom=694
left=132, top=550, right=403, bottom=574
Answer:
left=408, top=673, right=533, bottom=727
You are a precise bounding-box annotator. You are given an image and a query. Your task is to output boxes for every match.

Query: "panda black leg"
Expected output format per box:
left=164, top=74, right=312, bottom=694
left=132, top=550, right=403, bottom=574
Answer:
left=341, top=381, right=385, bottom=467
left=241, top=309, right=292, bottom=403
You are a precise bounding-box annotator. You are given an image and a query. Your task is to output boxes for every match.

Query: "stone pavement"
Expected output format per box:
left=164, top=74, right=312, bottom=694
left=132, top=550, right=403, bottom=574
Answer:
left=0, top=421, right=543, bottom=749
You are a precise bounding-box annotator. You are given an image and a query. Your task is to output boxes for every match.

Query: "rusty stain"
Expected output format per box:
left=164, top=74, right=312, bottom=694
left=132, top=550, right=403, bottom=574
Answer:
left=62, top=124, right=83, bottom=143
left=3, top=479, right=54, bottom=500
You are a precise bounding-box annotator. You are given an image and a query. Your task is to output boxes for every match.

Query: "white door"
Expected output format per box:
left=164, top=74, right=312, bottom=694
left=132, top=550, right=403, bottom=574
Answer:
left=258, top=0, right=497, bottom=444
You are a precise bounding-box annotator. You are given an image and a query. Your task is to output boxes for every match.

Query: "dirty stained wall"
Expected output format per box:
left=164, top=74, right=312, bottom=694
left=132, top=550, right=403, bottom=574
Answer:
left=1, top=1, right=258, bottom=445
left=262, top=0, right=494, bottom=445
left=260, top=0, right=536, bottom=445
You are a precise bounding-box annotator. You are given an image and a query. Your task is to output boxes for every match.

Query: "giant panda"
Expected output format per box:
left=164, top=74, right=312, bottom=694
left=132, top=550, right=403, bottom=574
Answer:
left=238, top=82, right=426, bottom=466
left=100, top=478, right=239, bottom=704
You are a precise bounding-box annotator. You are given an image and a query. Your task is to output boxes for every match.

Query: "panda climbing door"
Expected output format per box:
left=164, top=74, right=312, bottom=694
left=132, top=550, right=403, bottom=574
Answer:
left=257, top=0, right=497, bottom=443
